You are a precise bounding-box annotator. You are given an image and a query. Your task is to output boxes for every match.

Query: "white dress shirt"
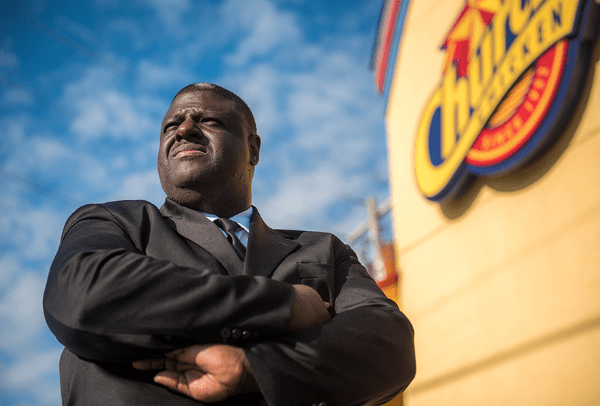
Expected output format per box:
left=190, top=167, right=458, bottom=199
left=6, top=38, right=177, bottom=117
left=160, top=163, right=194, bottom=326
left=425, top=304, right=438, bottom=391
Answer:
left=201, top=206, right=252, bottom=248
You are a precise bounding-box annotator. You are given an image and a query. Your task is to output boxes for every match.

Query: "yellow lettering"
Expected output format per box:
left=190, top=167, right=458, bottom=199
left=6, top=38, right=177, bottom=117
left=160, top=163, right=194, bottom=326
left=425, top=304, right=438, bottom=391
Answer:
left=468, top=45, right=485, bottom=107
left=480, top=31, right=495, bottom=89
left=552, top=2, right=563, bottom=32
left=441, top=64, right=470, bottom=157
left=509, top=0, right=534, bottom=35
left=509, top=0, right=545, bottom=35
left=491, top=1, right=512, bottom=67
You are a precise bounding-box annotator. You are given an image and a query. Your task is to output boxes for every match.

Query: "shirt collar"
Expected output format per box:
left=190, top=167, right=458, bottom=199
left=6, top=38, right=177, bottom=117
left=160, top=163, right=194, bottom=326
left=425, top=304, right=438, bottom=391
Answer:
left=201, top=206, right=253, bottom=232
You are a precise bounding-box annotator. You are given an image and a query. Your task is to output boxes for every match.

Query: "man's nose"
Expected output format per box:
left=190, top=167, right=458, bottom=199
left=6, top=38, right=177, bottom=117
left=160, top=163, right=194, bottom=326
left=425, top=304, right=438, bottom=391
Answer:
left=175, top=117, right=203, bottom=140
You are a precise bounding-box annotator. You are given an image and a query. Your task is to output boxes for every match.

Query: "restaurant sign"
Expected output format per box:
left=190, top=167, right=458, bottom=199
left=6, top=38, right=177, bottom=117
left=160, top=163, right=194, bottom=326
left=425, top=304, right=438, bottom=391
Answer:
left=415, top=0, right=599, bottom=201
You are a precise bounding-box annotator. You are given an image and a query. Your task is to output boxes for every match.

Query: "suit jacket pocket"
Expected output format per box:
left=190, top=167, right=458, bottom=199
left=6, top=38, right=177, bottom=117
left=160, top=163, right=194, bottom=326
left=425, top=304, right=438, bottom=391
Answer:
left=296, top=263, right=334, bottom=305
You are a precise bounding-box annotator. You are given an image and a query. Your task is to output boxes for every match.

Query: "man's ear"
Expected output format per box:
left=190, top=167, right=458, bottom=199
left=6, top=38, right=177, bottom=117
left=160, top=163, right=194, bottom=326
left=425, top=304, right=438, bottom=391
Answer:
left=248, top=134, right=261, bottom=166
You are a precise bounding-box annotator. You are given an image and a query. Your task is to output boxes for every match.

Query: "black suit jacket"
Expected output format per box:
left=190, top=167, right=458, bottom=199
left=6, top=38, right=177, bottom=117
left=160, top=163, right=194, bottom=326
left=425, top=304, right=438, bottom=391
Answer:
left=44, top=198, right=415, bottom=406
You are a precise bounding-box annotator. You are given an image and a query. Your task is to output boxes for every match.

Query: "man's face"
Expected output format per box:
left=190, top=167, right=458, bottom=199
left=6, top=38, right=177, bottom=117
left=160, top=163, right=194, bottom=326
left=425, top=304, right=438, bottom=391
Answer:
left=157, top=90, right=259, bottom=201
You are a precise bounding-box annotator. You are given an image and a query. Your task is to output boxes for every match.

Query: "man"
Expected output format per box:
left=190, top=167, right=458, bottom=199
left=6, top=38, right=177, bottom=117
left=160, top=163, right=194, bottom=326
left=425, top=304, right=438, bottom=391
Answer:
left=43, top=83, right=416, bottom=406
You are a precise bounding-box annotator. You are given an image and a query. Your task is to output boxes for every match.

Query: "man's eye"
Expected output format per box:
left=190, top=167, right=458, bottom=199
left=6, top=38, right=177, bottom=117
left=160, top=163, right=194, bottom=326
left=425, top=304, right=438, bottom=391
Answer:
left=164, top=123, right=179, bottom=133
left=202, top=118, right=221, bottom=125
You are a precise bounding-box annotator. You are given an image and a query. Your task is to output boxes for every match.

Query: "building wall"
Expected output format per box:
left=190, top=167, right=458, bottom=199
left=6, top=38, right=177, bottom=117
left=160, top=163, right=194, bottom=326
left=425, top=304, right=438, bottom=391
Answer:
left=385, top=1, right=600, bottom=405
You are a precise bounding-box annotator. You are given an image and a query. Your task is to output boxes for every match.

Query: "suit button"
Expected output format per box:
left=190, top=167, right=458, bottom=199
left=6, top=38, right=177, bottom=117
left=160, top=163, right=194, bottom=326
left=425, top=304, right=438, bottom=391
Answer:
left=232, top=329, right=242, bottom=339
left=219, top=327, right=231, bottom=339
left=242, top=330, right=252, bottom=339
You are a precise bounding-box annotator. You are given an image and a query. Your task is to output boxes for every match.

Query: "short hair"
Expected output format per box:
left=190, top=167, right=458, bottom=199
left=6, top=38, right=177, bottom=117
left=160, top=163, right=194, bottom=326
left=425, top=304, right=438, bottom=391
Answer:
left=173, top=83, right=257, bottom=135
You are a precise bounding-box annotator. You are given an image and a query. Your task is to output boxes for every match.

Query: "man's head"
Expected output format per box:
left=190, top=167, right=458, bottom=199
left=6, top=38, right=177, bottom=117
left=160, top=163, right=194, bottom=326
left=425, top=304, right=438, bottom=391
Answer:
left=157, top=83, right=260, bottom=217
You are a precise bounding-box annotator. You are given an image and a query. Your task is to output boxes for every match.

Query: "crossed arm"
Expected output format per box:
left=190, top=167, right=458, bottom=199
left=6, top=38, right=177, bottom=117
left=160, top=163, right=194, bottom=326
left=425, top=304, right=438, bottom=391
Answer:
left=132, top=284, right=331, bottom=402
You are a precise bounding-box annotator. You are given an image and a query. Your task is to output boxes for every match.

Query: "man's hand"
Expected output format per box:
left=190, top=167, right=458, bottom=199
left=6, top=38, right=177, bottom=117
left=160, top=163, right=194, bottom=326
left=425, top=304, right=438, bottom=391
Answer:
left=132, top=344, right=258, bottom=402
left=288, top=284, right=331, bottom=331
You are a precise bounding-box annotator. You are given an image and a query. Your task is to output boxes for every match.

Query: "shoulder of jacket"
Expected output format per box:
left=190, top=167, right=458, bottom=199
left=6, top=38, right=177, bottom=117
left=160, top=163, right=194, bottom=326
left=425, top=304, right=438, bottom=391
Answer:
left=72, top=199, right=159, bottom=214
left=63, top=200, right=160, bottom=234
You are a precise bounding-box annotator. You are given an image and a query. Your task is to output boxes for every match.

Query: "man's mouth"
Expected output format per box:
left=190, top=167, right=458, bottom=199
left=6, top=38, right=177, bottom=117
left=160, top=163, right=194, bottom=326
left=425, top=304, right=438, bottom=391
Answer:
left=172, top=145, right=207, bottom=158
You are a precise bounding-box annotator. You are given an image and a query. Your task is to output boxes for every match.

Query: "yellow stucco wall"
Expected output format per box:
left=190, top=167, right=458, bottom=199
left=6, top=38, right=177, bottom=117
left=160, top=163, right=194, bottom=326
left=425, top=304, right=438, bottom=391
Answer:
left=385, top=1, right=600, bottom=405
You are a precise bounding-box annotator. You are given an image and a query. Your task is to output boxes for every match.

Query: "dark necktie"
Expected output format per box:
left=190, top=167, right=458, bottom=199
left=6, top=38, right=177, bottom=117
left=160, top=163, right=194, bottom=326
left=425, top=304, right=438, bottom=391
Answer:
left=214, top=218, right=246, bottom=262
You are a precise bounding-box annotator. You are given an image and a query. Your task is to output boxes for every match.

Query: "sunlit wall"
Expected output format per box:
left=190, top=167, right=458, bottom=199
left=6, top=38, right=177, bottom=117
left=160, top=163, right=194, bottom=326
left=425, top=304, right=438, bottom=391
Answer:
left=384, top=0, right=600, bottom=404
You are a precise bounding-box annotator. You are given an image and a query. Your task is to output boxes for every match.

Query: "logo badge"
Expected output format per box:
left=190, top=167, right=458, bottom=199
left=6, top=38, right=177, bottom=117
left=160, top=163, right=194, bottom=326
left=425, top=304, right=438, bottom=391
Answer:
left=415, top=0, right=599, bottom=201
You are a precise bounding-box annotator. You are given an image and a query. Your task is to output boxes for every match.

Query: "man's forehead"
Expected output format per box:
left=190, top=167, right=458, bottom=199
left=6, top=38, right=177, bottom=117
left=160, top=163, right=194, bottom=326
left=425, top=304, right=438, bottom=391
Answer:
left=162, top=87, right=254, bottom=133
left=169, top=90, right=234, bottom=111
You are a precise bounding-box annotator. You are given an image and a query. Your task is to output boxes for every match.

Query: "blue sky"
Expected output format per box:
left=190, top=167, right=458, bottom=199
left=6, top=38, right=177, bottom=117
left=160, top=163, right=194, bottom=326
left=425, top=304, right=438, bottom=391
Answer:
left=0, top=1, right=391, bottom=404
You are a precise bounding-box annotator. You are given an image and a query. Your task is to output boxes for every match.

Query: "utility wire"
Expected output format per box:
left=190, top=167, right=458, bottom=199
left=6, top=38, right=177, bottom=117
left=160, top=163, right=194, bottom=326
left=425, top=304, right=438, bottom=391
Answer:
left=12, top=8, right=124, bottom=74
left=0, top=167, right=82, bottom=208
left=0, top=6, right=126, bottom=208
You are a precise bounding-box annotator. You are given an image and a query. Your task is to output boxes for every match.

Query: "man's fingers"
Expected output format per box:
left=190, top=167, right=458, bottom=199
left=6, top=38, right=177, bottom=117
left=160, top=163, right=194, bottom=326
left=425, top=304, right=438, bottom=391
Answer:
left=132, top=358, right=166, bottom=370
left=154, top=370, right=178, bottom=388
left=143, top=345, right=253, bottom=402
left=168, top=344, right=211, bottom=366
left=154, top=369, right=230, bottom=402
left=132, top=356, right=194, bottom=372
left=154, top=370, right=194, bottom=396
left=288, top=284, right=332, bottom=331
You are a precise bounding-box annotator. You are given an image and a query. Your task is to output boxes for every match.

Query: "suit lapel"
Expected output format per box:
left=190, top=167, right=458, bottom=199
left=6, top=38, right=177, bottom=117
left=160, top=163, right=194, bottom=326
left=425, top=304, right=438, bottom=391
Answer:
left=245, top=208, right=300, bottom=277
left=159, top=198, right=244, bottom=276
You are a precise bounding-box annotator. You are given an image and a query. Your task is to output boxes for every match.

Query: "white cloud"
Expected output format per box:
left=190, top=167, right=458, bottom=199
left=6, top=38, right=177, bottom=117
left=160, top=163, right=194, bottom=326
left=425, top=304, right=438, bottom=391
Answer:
left=0, top=114, right=28, bottom=157
left=63, top=67, right=162, bottom=141
left=1, top=133, right=112, bottom=202
left=2, top=204, right=65, bottom=261
left=256, top=162, right=359, bottom=229
left=221, top=0, right=301, bottom=66
left=1, top=348, right=63, bottom=405
left=1, top=87, right=34, bottom=106
left=55, top=15, right=95, bottom=43
left=70, top=89, right=154, bottom=140
left=0, top=38, right=19, bottom=68
left=287, top=89, right=342, bottom=129
left=223, top=64, right=286, bottom=139
left=146, top=0, right=191, bottom=35
left=0, top=255, right=19, bottom=288
left=137, top=59, right=195, bottom=90
left=110, top=170, right=164, bottom=204
left=0, top=273, right=46, bottom=351
left=224, top=43, right=386, bottom=171
left=107, top=19, right=149, bottom=50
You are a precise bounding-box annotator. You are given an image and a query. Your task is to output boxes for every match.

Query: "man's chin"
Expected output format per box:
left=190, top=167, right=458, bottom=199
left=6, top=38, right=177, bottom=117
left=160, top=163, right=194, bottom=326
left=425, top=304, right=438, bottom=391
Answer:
left=163, top=188, right=205, bottom=209
left=160, top=176, right=206, bottom=200
left=163, top=169, right=213, bottom=189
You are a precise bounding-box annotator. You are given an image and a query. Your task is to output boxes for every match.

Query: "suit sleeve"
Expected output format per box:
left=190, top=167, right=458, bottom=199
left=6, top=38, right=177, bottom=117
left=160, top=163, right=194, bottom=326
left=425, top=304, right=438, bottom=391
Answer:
left=244, top=239, right=416, bottom=406
left=43, top=204, right=295, bottom=363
